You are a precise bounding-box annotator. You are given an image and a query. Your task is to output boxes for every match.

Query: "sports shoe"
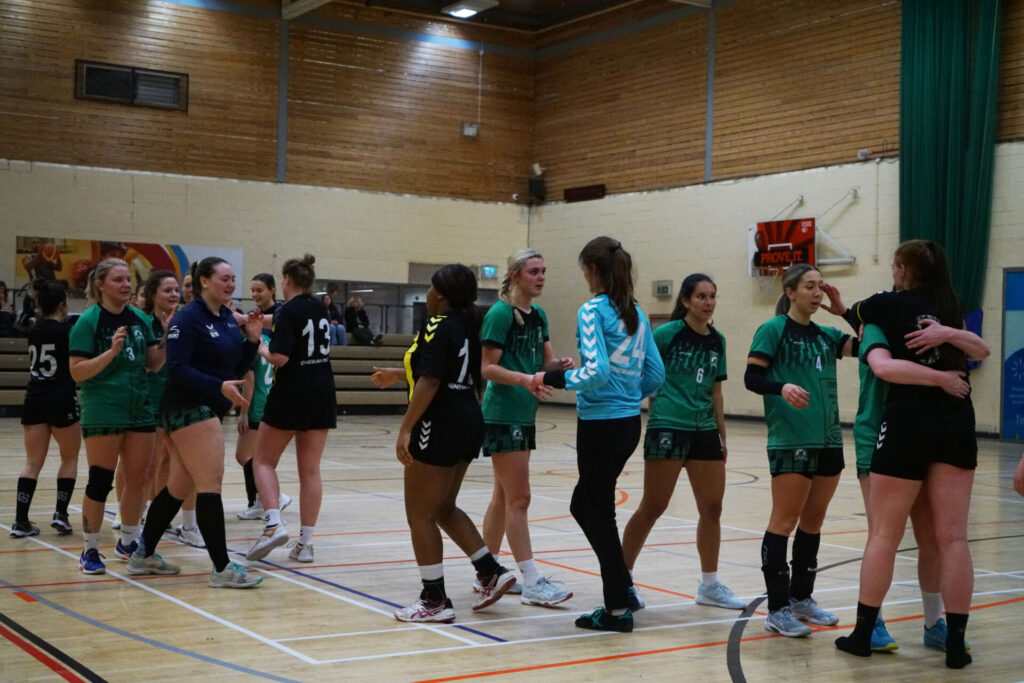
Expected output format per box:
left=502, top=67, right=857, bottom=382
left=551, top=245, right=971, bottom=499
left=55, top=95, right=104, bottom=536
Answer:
left=80, top=548, right=106, bottom=574
left=50, top=511, right=72, bottom=535
left=287, top=541, right=314, bottom=563
left=765, top=606, right=813, bottom=637
left=471, top=568, right=516, bottom=611
left=394, top=597, right=456, bottom=623
left=871, top=617, right=898, bottom=651
left=209, top=561, right=262, bottom=588
left=245, top=524, right=289, bottom=561
left=175, top=524, right=206, bottom=549
left=789, top=596, right=839, bottom=626
left=923, top=618, right=970, bottom=651
left=575, top=607, right=633, bottom=632
left=114, top=538, right=138, bottom=560
left=521, top=577, right=573, bottom=607
left=696, top=580, right=746, bottom=610
left=9, top=520, right=40, bottom=538
left=627, top=585, right=646, bottom=611
left=128, top=549, right=181, bottom=575
left=112, top=512, right=122, bottom=530
left=236, top=492, right=292, bottom=520
left=473, top=575, right=522, bottom=594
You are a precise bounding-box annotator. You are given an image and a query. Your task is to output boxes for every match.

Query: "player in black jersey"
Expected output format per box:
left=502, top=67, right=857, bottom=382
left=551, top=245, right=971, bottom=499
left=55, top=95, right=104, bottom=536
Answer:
left=373, top=264, right=515, bottom=623
left=824, top=240, right=989, bottom=669
left=245, top=255, right=336, bottom=563
left=10, top=282, right=80, bottom=538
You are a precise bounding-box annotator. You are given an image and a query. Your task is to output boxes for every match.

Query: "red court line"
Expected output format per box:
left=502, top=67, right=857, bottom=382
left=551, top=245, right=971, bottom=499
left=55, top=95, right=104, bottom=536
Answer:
left=414, top=594, right=1024, bottom=682
left=13, top=592, right=36, bottom=603
left=0, top=623, right=83, bottom=682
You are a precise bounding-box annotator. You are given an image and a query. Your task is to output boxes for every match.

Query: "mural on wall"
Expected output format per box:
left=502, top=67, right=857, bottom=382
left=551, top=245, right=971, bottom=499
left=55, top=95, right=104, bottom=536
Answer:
left=14, top=236, right=244, bottom=298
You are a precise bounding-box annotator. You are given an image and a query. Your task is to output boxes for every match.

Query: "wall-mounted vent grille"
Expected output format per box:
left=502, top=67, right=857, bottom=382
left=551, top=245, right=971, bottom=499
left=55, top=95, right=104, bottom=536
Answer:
left=75, top=60, right=188, bottom=111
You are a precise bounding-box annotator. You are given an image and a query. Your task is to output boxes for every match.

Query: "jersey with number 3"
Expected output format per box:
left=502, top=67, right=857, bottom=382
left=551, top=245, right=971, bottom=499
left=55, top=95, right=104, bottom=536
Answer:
left=266, top=294, right=334, bottom=405
left=404, top=310, right=479, bottom=418
left=749, top=315, right=848, bottom=450
left=26, top=318, right=76, bottom=397
left=562, top=294, right=664, bottom=420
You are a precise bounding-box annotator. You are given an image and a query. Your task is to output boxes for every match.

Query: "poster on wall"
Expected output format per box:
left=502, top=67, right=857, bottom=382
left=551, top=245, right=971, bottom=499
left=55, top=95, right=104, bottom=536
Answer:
left=1001, top=268, right=1024, bottom=442
left=747, top=218, right=816, bottom=277
left=14, top=236, right=243, bottom=300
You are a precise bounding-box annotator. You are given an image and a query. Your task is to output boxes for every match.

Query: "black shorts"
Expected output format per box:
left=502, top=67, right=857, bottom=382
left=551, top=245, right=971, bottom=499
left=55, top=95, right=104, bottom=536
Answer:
left=248, top=420, right=261, bottom=431
left=643, top=428, right=723, bottom=461
left=768, top=447, right=844, bottom=479
left=482, top=423, right=536, bottom=457
left=871, top=401, right=977, bottom=480
left=411, top=409, right=484, bottom=467
left=22, top=390, right=80, bottom=428
left=261, top=389, right=337, bottom=431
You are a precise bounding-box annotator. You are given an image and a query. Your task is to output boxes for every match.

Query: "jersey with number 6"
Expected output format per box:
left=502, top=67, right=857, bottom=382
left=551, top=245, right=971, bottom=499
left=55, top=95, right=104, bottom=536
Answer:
left=404, top=310, right=480, bottom=418
left=748, top=315, right=849, bottom=450
left=25, top=318, right=77, bottom=397
left=647, top=320, right=726, bottom=431
left=265, top=294, right=334, bottom=406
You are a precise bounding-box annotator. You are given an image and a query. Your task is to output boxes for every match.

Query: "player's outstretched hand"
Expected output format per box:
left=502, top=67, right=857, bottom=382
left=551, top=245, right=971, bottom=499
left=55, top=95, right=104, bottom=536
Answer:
left=524, top=372, right=552, bottom=400
left=372, top=366, right=405, bottom=389
left=221, top=379, right=250, bottom=408
left=781, top=383, right=810, bottom=409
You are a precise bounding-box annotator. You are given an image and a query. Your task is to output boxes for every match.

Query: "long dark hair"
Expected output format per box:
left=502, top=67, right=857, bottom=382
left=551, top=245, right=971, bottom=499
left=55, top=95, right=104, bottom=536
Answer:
left=430, top=263, right=483, bottom=397
left=142, top=269, right=177, bottom=315
left=578, top=236, right=638, bottom=335
left=252, top=273, right=276, bottom=301
left=775, top=264, right=820, bottom=316
left=35, top=281, right=67, bottom=317
left=894, top=240, right=963, bottom=327
left=190, top=257, right=229, bottom=296
left=670, top=273, right=716, bottom=321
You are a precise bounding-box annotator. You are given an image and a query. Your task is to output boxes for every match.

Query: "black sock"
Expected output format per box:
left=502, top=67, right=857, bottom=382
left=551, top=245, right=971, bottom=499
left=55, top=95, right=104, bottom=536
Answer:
left=242, top=460, right=257, bottom=507
left=790, top=528, right=820, bottom=601
left=761, top=531, right=790, bottom=612
left=15, top=477, right=37, bottom=522
left=55, top=478, right=75, bottom=515
left=835, top=602, right=879, bottom=656
left=421, top=577, right=446, bottom=603
left=470, top=552, right=501, bottom=577
left=196, top=492, right=230, bottom=572
left=945, top=612, right=972, bottom=669
left=142, top=488, right=183, bottom=557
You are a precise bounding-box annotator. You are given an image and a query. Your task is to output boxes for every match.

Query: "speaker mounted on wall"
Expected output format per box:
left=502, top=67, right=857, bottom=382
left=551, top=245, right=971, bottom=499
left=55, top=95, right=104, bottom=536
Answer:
left=528, top=178, right=547, bottom=203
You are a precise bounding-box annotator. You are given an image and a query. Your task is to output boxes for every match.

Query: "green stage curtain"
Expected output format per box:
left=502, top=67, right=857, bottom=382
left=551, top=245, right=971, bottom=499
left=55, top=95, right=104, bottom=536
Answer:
left=899, top=0, right=1001, bottom=313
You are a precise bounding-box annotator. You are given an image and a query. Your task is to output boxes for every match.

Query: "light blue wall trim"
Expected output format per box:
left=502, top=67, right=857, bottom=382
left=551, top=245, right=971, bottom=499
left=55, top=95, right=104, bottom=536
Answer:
left=705, top=5, right=715, bottom=182
left=277, top=20, right=289, bottom=183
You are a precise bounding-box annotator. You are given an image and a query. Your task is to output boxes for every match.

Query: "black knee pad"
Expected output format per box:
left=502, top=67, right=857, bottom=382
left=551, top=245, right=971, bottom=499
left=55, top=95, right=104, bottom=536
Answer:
left=85, top=466, right=115, bottom=503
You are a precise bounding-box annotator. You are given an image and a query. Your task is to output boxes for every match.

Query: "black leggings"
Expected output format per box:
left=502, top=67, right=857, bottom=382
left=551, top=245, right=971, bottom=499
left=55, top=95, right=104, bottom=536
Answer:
left=572, top=415, right=641, bottom=611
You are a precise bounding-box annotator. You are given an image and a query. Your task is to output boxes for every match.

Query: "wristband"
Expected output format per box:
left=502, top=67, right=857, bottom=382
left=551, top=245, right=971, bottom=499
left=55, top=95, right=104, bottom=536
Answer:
left=543, top=369, right=567, bottom=389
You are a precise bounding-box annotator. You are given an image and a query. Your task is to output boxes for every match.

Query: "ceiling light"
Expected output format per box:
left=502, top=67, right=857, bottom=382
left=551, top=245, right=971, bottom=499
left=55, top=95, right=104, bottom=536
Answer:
left=442, top=1, right=499, bottom=19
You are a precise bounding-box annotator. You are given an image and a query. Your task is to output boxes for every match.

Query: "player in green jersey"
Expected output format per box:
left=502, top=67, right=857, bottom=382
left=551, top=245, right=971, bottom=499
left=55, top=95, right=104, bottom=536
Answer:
left=621, top=273, right=745, bottom=611
left=479, top=248, right=575, bottom=607
left=744, top=264, right=854, bottom=638
left=69, top=258, right=166, bottom=575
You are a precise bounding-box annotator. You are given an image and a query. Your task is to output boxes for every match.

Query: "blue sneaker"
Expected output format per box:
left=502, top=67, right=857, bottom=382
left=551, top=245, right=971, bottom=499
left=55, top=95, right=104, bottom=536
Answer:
left=114, top=538, right=138, bottom=560
left=923, top=618, right=970, bottom=651
left=871, top=618, right=898, bottom=651
left=80, top=548, right=106, bottom=574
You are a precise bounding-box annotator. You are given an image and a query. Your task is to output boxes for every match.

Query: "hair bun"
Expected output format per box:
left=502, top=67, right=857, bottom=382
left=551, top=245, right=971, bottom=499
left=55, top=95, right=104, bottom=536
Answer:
left=304, top=253, right=316, bottom=266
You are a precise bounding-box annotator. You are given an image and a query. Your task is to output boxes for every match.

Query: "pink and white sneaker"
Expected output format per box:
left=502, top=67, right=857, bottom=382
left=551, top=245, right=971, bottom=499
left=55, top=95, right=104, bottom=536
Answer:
left=394, top=597, right=456, bottom=623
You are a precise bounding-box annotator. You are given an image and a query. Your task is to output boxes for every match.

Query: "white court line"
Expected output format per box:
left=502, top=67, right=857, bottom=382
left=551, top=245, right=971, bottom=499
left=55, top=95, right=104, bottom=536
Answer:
left=0, top=522, right=317, bottom=664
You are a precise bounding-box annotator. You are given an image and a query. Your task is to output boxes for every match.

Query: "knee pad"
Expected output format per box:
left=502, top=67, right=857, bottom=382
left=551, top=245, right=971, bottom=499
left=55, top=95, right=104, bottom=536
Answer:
left=84, top=466, right=115, bottom=503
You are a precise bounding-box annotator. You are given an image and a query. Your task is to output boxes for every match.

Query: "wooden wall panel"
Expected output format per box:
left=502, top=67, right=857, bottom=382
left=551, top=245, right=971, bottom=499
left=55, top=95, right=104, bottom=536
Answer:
left=999, top=0, right=1024, bottom=141
left=0, top=0, right=281, bottom=182
left=712, top=0, right=901, bottom=180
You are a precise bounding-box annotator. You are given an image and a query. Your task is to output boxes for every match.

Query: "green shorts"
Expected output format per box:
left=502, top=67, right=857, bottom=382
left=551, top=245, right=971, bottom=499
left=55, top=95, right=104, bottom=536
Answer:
left=482, top=423, right=536, bottom=457
left=161, top=405, right=220, bottom=434
left=768, top=447, right=844, bottom=479
left=643, top=428, right=723, bottom=461
left=81, top=424, right=156, bottom=438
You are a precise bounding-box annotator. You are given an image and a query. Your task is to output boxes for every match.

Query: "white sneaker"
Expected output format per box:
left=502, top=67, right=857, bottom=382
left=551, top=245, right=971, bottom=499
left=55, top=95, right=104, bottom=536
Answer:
left=472, top=569, right=516, bottom=611
left=394, top=597, right=455, bottom=623
left=287, top=541, right=314, bottom=563
left=521, top=577, right=573, bottom=607
left=278, top=493, right=292, bottom=510
left=473, top=575, right=522, bottom=595
left=236, top=502, right=264, bottom=520
left=765, top=606, right=813, bottom=637
left=175, top=524, right=206, bottom=549
left=209, top=561, right=262, bottom=588
left=695, top=580, right=746, bottom=610
left=245, top=524, right=289, bottom=561
left=789, top=597, right=839, bottom=626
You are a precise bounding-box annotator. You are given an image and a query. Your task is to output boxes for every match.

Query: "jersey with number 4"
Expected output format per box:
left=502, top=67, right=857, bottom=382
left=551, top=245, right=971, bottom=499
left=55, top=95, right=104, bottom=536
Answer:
left=266, top=294, right=334, bottom=407
left=748, top=315, right=848, bottom=450
left=561, top=294, right=665, bottom=420
left=25, top=318, right=77, bottom=397
left=404, top=310, right=480, bottom=418
left=647, top=320, right=726, bottom=431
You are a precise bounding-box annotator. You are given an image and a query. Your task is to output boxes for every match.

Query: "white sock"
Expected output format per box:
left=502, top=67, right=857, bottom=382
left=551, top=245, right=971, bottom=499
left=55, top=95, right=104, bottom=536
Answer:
left=299, top=526, right=314, bottom=545
left=83, top=532, right=100, bottom=551
left=701, top=571, right=719, bottom=587
left=921, top=591, right=944, bottom=627
left=419, top=563, right=444, bottom=582
left=517, top=558, right=542, bottom=587
left=491, top=553, right=502, bottom=565
left=121, top=525, right=139, bottom=546
left=182, top=508, right=197, bottom=529
left=610, top=607, right=629, bottom=616
left=263, top=508, right=281, bottom=529
left=469, top=546, right=490, bottom=562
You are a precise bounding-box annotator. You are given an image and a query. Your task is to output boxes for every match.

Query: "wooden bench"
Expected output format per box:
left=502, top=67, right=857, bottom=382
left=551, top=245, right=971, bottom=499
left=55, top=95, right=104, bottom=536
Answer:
left=0, top=334, right=414, bottom=413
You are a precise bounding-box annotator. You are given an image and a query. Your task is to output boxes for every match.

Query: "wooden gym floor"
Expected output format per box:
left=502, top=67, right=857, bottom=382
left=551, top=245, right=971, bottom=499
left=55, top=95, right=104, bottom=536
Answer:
left=0, top=406, right=1022, bottom=682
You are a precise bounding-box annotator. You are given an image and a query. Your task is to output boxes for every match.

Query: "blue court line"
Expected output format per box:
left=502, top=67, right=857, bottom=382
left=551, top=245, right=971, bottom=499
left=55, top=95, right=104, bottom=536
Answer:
left=0, top=578, right=299, bottom=683
left=238, top=552, right=507, bottom=643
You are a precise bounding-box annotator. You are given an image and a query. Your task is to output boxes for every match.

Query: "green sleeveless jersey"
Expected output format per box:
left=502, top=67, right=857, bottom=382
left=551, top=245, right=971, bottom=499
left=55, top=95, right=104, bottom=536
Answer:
left=647, top=320, right=726, bottom=431
left=748, top=315, right=849, bottom=450
left=481, top=301, right=549, bottom=426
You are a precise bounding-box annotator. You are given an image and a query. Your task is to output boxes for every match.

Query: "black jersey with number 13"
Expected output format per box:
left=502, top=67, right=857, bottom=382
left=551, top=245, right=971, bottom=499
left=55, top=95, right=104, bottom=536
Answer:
left=268, top=294, right=335, bottom=400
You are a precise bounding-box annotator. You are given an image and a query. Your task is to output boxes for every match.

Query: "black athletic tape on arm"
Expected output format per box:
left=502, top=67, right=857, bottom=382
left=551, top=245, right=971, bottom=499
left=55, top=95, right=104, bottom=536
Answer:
left=744, top=363, right=784, bottom=395
left=543, top=369, right=567, bottom=389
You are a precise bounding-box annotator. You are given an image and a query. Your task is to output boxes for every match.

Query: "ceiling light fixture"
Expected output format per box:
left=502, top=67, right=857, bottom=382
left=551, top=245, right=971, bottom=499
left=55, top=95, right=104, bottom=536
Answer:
left=442, top=0, right=499, bottom=19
